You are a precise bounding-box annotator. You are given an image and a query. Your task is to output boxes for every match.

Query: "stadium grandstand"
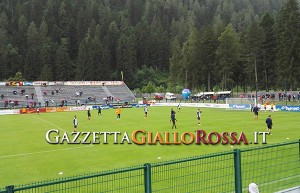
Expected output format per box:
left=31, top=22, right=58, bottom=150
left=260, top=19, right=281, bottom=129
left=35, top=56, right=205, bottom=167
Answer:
left=0, top=81, right=135, bottom=108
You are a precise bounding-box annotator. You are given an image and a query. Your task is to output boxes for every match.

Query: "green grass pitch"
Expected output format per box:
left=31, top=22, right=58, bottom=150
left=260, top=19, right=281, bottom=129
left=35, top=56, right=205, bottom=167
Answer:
left=0, top=106, right=299, bottom=187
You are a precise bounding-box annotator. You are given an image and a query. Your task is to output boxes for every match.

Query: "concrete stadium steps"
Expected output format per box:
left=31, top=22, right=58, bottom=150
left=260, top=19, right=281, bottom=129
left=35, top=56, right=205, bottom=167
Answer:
left=102, top=86, right=113, bottom=97
left=0, top=84, right=135, bottom=107
left=0, top=86, right=38, bottom=107
left=34, top=86, right=44, bottom=104
left=106, top=85, right=135, bottom=102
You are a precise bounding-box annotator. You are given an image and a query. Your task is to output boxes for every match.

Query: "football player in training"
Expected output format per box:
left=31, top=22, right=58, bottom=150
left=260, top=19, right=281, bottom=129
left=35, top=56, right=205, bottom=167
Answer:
left=87, top=108, right=91, bottom=120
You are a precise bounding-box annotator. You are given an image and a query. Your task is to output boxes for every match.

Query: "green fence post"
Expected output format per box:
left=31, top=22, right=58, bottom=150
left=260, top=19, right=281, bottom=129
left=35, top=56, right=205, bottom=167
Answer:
left=144, top=163, right=152, bottom=193
left=234, top=149, right=242, bottom=193
left=5, top=186, right=14, bottom=193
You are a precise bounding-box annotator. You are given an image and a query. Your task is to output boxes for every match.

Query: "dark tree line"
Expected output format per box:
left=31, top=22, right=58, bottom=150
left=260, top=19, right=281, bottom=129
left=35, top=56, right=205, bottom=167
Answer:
left=0, top=0, right=299, bottom=91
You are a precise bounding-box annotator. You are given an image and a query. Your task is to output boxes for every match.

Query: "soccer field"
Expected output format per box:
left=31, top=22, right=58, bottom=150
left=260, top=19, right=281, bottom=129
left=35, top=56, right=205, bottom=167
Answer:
left=0, top=106, right=299, bottom=187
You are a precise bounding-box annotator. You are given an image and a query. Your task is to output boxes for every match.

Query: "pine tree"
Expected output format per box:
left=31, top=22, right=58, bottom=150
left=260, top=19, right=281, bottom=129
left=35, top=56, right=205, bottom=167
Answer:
left=216, top=23, right=240, bottom=90
left=200, top=26, right=218, bottom=91
left=276, top=0, right=300, bottom=89
left=169, top=36, right=182, bottom=87
left=260, top=13, right=276, bottom=91
left=116, top=20, right=137, bottom=86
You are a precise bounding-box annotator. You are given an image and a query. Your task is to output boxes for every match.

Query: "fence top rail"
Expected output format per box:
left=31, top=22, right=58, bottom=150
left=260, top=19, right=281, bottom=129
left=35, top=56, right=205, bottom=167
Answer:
left=151, top=140, right=299, bottom=167
left=240, top=140, right=300, bottom=153
left=12, top=165, right=145, bottom=191
left=152, top=150, right=234, bottom=167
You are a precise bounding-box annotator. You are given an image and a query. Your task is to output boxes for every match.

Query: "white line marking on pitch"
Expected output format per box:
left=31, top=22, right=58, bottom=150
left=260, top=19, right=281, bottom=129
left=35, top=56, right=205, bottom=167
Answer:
left=0, top=146, right=93, bottom=159
left=0, top=115, right=96, bottom=159
left=32, top=115, right=94, bottom=146
left=233, top=174, right=300, bottom=193
left=32, top=115, right=69, bottom=133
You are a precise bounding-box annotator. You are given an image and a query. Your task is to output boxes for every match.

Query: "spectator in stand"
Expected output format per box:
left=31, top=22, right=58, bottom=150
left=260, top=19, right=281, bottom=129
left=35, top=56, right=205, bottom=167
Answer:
left=259, top=95, right=263, bottom=103
left=292, top=94, right=296, bottom=102
left=4, top=101, right=8, bottom=108
left=298, top=92, right=300, bottom=103
left=31, top=93, right=34, bottom=99
left=1, top=94, right=4, bottom=99
left=271, top=94, right=275, bottom=102
left=288, top=93, right=291, bottom=102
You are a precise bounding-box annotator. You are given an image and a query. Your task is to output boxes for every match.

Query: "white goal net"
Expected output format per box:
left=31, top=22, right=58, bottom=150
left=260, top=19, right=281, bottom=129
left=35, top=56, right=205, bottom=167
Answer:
left=226, top=98, right=256, bottom=105
left=225, top=98, right=256, bottom=110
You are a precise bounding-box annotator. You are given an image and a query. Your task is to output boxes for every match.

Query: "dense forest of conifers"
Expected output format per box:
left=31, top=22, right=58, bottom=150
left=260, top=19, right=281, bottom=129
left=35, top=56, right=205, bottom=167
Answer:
left=0, top=0, right=299, bottom=92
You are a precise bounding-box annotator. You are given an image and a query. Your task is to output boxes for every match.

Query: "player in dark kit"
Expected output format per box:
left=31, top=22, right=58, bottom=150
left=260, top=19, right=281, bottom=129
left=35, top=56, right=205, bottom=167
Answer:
left=98, top=106, right=101, bottom=116
left=170, top=108, right=176, bottom=122
left=253, top=106, right=259, bottom=120
left=266, top=115, right=273, bottom=134
left=170, top=109, right=177, bottom=129
left=87, top=108, right=91, bottom=120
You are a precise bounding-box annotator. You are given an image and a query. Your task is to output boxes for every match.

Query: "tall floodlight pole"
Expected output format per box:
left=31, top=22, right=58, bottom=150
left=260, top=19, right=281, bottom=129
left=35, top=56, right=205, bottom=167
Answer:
left=285, top=79, right=287, bottom=106
left=254, top=54, right=258, bottom=106
left=185, top=70, right=188, bottom=88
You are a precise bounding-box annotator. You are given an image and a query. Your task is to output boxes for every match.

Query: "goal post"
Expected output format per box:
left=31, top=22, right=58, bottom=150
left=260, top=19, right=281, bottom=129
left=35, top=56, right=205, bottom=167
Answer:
left=225, top=98, right=256, bottom=110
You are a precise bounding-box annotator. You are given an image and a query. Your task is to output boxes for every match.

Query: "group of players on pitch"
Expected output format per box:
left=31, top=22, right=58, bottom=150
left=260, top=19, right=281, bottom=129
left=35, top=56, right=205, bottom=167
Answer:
left=72, top=105, right=202, bottom=131
left=168, top=105, right=202, bottom=129
left=73, top=104, right=272, bottom=134
left=252, top=105, right=273, bottom=134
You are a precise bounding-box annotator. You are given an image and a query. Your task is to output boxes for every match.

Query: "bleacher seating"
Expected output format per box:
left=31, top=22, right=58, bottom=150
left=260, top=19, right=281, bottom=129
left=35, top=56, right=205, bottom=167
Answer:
left=0, top=82, right=135, bottom=108
left=0, top=87, right=38, bottom=108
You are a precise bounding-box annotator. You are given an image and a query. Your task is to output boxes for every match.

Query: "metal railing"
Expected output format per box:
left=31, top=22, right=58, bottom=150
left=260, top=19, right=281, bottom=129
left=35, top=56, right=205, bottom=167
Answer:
left=1, top=140, right=299, bottom=193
